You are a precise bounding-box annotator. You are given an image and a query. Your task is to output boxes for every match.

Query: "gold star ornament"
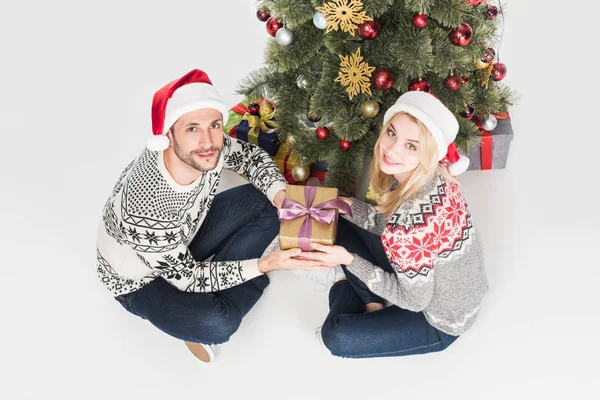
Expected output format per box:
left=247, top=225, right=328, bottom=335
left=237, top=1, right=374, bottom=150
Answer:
left=335, top=48, right=376, bottom=100
left=316, top=0, right=372, bottom=36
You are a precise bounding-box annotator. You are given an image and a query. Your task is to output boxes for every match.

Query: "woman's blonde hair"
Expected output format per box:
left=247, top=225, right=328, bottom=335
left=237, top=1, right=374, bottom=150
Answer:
left=370, top=112, right=447, bottom=219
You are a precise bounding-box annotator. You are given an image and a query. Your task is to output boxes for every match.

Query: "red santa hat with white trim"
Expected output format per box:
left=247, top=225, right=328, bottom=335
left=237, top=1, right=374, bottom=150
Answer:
left=147, top=69, right=230, bottom=151
left=383, top=91, right=470, bottom=176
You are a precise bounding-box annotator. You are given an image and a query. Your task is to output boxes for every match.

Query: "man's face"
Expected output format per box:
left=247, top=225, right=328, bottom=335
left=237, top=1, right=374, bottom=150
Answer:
left=168, top=108, right=224, bottom=172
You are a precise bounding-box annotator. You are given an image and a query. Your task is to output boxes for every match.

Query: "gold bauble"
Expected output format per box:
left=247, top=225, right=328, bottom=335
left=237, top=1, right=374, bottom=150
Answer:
left=474, top=58, right=490, bottom=70
left=291, top=164, right=310, bottom=182
left=285, top=134, right=297, bottom=147
left=361, top=99, right=380, bottom=118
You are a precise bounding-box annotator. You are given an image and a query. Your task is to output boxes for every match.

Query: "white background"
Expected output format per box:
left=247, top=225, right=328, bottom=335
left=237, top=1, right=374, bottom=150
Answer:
left=1, top=1, right=598, bottom=399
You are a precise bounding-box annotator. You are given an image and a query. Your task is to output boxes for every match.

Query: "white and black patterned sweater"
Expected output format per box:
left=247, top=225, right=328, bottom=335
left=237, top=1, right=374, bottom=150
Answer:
left=96, top=135, right=287, bottom=297
left=343, top=173, right=488, bottom=336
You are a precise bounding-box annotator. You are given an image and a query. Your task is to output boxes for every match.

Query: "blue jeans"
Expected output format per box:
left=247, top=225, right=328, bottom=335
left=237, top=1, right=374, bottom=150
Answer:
left=115, top=184, right=278, bottom=345
left=320, top=217, right=458, bottom=358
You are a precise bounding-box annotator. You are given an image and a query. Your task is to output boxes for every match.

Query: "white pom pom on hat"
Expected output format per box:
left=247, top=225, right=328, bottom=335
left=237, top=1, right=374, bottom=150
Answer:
left=148, top=69, right=229, bottom=151
left=445, top=142, right=470, bottom=176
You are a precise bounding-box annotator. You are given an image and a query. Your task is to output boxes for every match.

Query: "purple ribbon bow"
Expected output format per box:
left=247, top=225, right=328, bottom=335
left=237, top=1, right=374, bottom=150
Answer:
left=277, top=186, right=352, bottom=251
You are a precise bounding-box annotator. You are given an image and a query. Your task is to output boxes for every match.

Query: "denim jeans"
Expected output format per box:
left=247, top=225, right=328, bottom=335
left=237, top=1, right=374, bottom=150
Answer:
left=320, top=217, right=459, bottom=358
left=115, top=184, right=278, bottom=345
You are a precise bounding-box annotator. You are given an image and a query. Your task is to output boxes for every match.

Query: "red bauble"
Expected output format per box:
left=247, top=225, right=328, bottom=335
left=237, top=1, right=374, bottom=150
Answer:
left=408, top=78, right=432, bottom=93
left=449, top=23, right=473, bottom=46
left=266, top=17, right=283, bottom=37
left=487, top=5, right=498, bottom=19
left=482, top=47, right=496, bottom=63
left=412, top=13, right=428, bottom=29
left=357, top=19, right=380, bottom=40
left=247, top=103, right=260, bottom=115
left=467, top=0, right=481, bottom=5
left=461, top=75, right=470, bottom=85
left=315, top=126, right=330, bottom=140
left=256, top=10, right=271, bottom=22
left=372, top=68, right=395, bottom=90
left=443, top=75, right=462, bottom=92
left=460, top=104, right=476, bottom=119
left=491, top=62, right=507, bottom=81
left=339, top=140, right=352, bottom=151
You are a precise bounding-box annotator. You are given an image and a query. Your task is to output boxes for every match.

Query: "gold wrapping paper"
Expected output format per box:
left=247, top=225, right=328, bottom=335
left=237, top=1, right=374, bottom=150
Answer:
left=279, top=185, right=339, bottom=251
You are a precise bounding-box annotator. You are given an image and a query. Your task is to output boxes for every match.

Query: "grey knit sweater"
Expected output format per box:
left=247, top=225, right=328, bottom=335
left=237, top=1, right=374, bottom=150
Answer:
left=343, top=173, right=488, bottom=336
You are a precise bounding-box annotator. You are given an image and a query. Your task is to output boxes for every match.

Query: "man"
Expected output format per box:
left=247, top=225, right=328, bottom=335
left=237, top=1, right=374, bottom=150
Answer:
left=96, top=69, right=326, bottom=363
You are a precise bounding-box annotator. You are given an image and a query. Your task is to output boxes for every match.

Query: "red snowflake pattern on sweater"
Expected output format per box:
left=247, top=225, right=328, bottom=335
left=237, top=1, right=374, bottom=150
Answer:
left=382, top=177, right=470, bottom=278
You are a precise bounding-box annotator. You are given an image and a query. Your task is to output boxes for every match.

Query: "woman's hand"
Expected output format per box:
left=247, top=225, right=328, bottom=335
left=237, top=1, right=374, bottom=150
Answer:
left=258, top=248, right=329, bottom=273
left=297, top=243, right=355, bottom=266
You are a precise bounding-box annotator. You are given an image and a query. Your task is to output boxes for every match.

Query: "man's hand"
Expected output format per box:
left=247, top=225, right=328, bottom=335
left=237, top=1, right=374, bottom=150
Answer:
left=298, top=244, right=355, bottom=266
left=273, top=189, right=286, bottom=209
left=258, top=248, right=329, bottom=273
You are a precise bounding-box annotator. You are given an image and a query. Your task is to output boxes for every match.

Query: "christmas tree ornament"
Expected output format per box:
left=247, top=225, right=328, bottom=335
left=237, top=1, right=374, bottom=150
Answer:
left=266, top=17, right=283, bottom=37
left=276, top=27, right=295, bottom=46
left=449, top=23, right=473, bottom=46
left=408, top=77, right=432, bottom=93
left=307, top=112, right=321, bottom=123
left=372, top=67, right=395, bottom=90
left=316, top=0, right=373, bottom=36
left=480, top=114, right=498, bottom=131
left=491, top=62, right=507, bottom=81
left=357, top=19, right=380, bottom=40
left=247, top=102, right=260, bottom=115
left=285, top=134, right=297, bottom=147
left=291, top=164, right=310, bottom=181
left=256, top=10, right=270, bottom=22
left=461, top=75, right=470, bottom=85
left=339, top=139, right=352, bottom=151
left=487, top=5, right=498, bottom=19
left=483, top=47, right=496, bottom=63
left=315, top=126, right=330, bottom=140
left=296, top=75, right=309, bottom=89
left=443, top=75, right=462, bottom=92
left=460, top=104, right=475, bottom=119
left=412, top=13, right=428, bottom=29
left=336, top=48, right=376, bottom=100
left=474, top=58, right=491, bottom=70
left=313, top=11, right=329, bottom=29
left=361, top=99, right=379, bottom=118
left=467, top=0, right=481, bottom=5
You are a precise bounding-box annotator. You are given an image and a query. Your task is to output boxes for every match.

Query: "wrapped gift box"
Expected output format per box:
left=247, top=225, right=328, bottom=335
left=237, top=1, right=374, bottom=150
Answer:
left=278, top=185, right=351, bottom=251
left=467, top=113, right=514, bottom=170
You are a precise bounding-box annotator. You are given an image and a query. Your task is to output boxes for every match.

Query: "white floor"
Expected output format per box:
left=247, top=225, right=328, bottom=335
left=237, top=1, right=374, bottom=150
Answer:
left=2, top=1, right=599, bottom=399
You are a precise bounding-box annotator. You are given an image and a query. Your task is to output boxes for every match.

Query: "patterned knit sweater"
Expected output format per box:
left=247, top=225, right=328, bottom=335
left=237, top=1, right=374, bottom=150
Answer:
left=343, top=173, right=488, bottom=336
left=96, top=135, right=287, bottom=297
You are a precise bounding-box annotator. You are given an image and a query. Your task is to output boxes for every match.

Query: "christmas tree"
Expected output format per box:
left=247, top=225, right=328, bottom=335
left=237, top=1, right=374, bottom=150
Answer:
left=239, top=0, right=517, bottom=195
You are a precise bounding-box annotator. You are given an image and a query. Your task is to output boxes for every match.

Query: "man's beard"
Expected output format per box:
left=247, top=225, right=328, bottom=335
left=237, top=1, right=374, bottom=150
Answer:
left=173, top=137, right=222, bottom=172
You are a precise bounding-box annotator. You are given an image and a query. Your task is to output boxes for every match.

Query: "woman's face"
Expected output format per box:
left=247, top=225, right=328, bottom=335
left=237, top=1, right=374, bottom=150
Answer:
left=378, top=114, right=422, bottom=182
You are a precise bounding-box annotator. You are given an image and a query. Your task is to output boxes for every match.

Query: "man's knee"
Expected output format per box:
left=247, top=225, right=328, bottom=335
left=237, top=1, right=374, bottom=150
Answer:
left=188, top=309, right=243, bottom=345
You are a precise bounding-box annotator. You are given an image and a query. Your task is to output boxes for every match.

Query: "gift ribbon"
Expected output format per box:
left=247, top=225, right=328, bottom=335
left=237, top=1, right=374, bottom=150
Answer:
left=241, top=101, right=278, bottom=145
left=277, top=186, right=352, bottom=251
left=475, top=112, right=510, bottom=170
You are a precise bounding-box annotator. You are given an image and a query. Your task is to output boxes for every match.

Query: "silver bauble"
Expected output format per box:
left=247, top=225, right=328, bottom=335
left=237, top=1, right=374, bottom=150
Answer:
left=313, top=11, right=328, bottom=29
left=275, top=28, right=294, bottom=46
left=480, top=114, right=498, bottom=131
left=296, top=75, right=309, bottom=89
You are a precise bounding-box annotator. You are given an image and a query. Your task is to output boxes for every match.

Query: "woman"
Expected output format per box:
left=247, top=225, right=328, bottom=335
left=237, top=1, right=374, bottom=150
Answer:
left=301, top=91, right=488, bottom=358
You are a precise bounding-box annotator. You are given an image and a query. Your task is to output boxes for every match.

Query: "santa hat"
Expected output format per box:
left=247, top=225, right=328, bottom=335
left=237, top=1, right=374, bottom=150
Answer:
left=147, top=69, right=229, bottom=151
left=383, top=91, right=469, bottom=175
